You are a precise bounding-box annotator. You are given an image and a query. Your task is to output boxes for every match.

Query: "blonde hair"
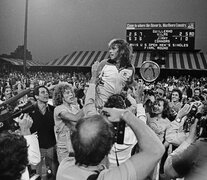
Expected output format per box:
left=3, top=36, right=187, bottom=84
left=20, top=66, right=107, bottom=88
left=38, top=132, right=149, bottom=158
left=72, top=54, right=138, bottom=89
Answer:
left=52, top=82, right=73, bottom=106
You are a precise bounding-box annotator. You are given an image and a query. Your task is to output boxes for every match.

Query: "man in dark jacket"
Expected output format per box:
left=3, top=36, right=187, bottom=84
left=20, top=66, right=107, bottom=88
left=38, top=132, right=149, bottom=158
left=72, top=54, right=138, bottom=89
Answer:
left=30, top=86, right=58, bottom=180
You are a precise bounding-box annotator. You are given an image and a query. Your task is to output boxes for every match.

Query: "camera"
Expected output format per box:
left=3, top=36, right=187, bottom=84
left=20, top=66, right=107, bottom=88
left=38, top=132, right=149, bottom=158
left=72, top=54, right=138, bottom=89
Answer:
left=183, top=104, right=207, bottom=138
left=183, top=104, right=198, bottom=132
left=113, top=121, right=125, bottom=144
left=0, top=101, right=35, bottom=132
left=101, top=110, right=125, bottom=144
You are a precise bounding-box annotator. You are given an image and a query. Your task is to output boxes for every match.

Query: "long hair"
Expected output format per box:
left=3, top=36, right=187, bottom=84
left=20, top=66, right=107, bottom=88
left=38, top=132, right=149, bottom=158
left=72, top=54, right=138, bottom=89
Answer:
left=108, top=38, right=133, bottom=69
left=150, top=98, right=170, bottom=119
left=52, top=83, right=73, bottom=106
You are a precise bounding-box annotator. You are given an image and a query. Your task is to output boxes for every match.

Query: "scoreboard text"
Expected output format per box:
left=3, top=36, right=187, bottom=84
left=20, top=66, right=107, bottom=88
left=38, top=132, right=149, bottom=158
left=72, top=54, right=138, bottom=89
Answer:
left=126, top=22, right=195, bottom=51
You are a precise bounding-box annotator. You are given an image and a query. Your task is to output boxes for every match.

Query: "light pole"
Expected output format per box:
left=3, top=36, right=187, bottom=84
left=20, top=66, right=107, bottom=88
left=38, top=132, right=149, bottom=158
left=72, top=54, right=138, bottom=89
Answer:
left=23, top=0, right=28, bottom=75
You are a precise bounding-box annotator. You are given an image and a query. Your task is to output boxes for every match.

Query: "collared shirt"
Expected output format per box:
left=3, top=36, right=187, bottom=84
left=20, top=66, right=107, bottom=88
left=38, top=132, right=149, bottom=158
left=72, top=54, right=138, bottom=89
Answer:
left=57, top=157, right=137, bottom=180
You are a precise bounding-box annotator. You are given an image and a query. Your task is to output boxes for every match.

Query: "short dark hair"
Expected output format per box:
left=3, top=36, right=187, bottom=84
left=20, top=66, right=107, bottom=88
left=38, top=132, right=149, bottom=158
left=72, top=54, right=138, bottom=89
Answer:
left=170, top=88, right=183, bottom=102
left=71, top=115, right=114, bottom=166
left=33, top=85, right=49, bottom=101
left=0, top=132, right=28, bottom=180
left=104, top=94, right=126, bottom=109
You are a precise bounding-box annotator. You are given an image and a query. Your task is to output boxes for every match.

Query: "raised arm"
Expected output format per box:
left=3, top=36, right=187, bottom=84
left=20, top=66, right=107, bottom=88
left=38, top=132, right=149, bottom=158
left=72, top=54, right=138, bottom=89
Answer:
left=164, top=119, right=198, bottom=179
left=165, top=104, right=191, bottom=146
left=18, top=113, right=41, bottom=165
left=102, top=107, right=165, bottom=180
left=59, top=109, right=84, bottom=123
left=83, top=61, right=100, bottom=117
left=133, top=82, right=147, bottom=123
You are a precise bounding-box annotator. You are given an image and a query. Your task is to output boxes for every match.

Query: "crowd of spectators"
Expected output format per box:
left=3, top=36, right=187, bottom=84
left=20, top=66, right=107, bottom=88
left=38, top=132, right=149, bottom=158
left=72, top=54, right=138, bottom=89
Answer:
left=0, top=39, right=207, bottom=180
left=1, top=68, right=207, bottom=180
left=0, top=70, right=207, bottom=101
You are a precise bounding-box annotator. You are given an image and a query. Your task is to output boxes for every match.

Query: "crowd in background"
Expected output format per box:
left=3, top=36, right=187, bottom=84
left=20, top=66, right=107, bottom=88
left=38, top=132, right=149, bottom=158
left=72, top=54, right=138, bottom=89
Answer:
left=0, top=70, right=207, bottom=103
left=0, top=69, right=207, bottom=179
left=1, top=39, right=207, bottom=180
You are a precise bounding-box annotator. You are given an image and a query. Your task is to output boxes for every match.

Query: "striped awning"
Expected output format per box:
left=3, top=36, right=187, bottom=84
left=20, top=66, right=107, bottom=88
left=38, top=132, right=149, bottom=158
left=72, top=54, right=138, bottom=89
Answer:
left=46, top=51, right=109, bottom=67
left=134, top=52, right=207, bottom=70
left=0, top=57, right=43, bottom=66
left=46, top=51, right=207, bottom=70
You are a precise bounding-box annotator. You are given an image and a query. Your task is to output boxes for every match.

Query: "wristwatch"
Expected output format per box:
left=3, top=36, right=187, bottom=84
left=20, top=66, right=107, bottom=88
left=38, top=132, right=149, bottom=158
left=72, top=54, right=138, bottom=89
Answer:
left=176, top=118, right=181, bottom=123
left=120, top=110, right=130, bottom=120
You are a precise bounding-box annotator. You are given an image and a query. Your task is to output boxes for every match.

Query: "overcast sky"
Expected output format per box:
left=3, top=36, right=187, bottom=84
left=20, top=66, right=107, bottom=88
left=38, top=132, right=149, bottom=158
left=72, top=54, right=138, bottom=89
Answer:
left=0, top=0, right=207, bottom=64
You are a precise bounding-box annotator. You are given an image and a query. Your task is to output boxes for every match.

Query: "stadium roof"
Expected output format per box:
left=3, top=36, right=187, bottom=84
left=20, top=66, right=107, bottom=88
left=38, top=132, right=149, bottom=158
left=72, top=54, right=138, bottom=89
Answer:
left=0, top=57, right=43, bottom=66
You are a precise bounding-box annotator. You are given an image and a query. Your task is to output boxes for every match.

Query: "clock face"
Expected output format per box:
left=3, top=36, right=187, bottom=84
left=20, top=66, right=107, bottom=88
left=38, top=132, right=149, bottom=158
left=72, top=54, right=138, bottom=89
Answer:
left=140, top=61, right=160, bottom=82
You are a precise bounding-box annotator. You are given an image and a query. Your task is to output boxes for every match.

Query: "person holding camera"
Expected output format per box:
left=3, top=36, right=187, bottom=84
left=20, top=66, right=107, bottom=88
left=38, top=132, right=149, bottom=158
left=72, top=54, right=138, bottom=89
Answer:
left=165, top=100, right=203, bottom=148
left=0, top=113, right=40, bottom=180
left=164, top=102, right=207, bottom=180
left=82, top=61, right=147, bottom=169
left=105, top=83, right=147, bottom=167
left=57, top=62, right=164, bottom=180
left=57, top=106, right=165, bottom=180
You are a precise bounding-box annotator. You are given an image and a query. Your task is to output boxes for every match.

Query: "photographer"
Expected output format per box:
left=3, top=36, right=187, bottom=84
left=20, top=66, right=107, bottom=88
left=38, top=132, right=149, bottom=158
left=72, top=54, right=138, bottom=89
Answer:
left=104, top=94, right=144, bottom=167
left=0, top=113, right=40, bottom=180
left=164, top=102, right=207, bottom=179
left=57, top=109, right=165, bottom=180
left=56, top=62, right=164, bottom=180
left=165, top=101, right=203, bottom=147
left=83, top=61, right=147, bottom=168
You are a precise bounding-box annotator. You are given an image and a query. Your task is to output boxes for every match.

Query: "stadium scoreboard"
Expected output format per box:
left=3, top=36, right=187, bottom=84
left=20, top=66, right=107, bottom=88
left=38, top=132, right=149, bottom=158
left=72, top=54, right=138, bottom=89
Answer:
left=126, top=22, right=195, bottom=51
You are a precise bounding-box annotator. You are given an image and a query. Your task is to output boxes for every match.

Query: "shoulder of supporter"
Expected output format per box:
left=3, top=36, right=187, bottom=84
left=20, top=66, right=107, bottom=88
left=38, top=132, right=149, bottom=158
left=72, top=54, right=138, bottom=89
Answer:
left=57, top=157, right=137, bottom=180
left=98, top=159, right=137, bottom=180
left=54, top=104, right=68, bottom=116
left=164, top=138, right=200, bottom=178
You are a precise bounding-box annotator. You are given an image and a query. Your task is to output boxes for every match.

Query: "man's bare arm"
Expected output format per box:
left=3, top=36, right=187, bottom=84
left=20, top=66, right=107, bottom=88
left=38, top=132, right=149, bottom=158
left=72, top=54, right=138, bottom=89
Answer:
left=59, top=109, right=84, bottom=123
left=102, top=108, right=165, bottom=180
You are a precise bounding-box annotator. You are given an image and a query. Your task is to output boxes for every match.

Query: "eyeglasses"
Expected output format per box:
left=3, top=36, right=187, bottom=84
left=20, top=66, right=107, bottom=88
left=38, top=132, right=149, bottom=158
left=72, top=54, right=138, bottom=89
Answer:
left=156, top=92, right=164, bottom=96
